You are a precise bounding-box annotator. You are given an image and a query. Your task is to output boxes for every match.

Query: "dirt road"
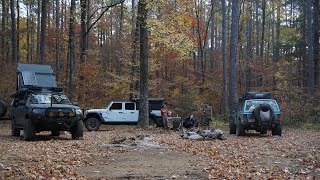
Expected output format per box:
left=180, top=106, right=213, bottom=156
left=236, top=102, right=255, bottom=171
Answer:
left=0, top=120, right=319, bottom=179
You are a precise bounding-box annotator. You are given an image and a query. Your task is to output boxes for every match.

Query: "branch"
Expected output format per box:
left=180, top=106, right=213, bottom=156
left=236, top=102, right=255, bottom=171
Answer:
left=85, top=0, right=125, bottom=35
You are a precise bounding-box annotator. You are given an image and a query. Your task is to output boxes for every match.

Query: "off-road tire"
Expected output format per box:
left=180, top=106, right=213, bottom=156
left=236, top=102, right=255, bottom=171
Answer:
left=51, top=130, right=60, bottom=137
left=236, top=123, right=245, bottom=136
left=23, top=118, right=35, bottom=141
left=85, top=117, right=101, bottom=131
left=0, top=100, right=7, bottom=118
left=229, top=122, right=236, bottom=134
left=253, top=104, right=274, bottom=123
left=272, top=124, right=282, bottom=136
left=11, top=119, right=20, bottom=137
left=148, top=117, right=159, bottom=128
left=71, top=120, right=84, bottom=140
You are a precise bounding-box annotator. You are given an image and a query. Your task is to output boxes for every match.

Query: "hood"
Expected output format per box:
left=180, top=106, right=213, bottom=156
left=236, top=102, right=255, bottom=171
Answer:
left=86, top=109, right=105, bottom=113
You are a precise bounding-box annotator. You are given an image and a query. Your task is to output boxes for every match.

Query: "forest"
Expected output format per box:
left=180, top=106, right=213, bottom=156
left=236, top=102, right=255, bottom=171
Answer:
left=0, top=0, right=319, bottom=128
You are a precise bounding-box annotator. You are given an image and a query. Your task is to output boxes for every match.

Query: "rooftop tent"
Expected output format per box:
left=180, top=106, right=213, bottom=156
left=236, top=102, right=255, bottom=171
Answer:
left=17, top=63, right=57, bottom=89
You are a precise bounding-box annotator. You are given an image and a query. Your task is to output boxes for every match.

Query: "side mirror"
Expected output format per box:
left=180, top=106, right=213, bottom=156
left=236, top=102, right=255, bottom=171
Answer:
left=73, top=102, right=79, bottom=106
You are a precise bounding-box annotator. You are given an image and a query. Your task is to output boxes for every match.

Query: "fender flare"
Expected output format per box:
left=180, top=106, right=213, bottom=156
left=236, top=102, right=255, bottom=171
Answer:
left=84, top=112, right=104, bottom=123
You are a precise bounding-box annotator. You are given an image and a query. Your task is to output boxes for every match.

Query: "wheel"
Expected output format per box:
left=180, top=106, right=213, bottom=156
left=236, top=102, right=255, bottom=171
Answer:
left=149, top=118, right=156, bottom=125
left=272, top=124, right=282, bottom=136
left=0, top=100, right=7, bottom=118
left=236, top=123, right=245, bottom=136
left=85, top=117, right=101, bottom=131
left=51, top=130, right=60, bottom=137
left=71, top=120, right=84, bottom=140
left=23, top=118, right=35, bottom=141
left=11, top=119, right=20, bottom=137
left=229, top=121, right=236, bottom=134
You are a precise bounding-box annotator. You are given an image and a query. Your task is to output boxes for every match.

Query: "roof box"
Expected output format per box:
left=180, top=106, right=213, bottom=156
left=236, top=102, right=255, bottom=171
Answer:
left=240, top=92, right=271, bottom=101
left=17, top=63, right=57, bottom=90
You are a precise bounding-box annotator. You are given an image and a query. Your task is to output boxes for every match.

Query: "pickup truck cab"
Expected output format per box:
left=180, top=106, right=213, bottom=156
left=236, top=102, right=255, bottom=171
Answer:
left=84, top=98, right=163, bottom=131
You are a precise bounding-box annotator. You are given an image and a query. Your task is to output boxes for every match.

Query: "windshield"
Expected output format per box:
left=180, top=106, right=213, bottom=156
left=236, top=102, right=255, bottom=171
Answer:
left=245, top=100, right=279, bottom=111
left=30, top=94, right=71, bottom=105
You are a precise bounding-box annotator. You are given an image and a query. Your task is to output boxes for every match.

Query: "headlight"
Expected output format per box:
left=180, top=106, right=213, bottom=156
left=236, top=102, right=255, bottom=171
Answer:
left=32, top=108, right=46, bottom=115
left=76, top=109, right=83, bottom=115
left=32, top=108, right=46, bottom=118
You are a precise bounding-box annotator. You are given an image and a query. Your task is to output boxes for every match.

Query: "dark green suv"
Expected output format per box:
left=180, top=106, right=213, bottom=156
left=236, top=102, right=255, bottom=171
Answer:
left=11, top=63, right=84, bottom=141
left=229, top=92, right=282, bottom=136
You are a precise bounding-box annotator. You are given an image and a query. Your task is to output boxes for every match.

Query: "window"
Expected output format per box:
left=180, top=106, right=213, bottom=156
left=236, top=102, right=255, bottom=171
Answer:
left=150, top=102, right=162, bottom=110
left=245, top=100, right=279, bottom=111
left=110, top=103, right=122, bottom=110
left=125, top=103, right=135, bottom=110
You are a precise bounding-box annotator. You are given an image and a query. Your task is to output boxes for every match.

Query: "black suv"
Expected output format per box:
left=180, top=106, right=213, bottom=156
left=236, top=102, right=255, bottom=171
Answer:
left=229, top=92, right=282, bottom=136
left=11, top=63, right=84, bottom=141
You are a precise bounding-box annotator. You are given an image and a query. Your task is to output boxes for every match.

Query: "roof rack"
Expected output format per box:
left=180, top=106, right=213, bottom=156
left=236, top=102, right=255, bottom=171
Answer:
left=130, top=98, right=164, bottom=102
left=239, top=91, right=271, bottom=101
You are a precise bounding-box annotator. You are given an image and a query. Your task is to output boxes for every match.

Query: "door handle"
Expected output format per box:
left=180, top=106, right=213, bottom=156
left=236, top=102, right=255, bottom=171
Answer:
left=130, top=112, right=134, bottom=114
left=119, top=112, right=123, bottom=114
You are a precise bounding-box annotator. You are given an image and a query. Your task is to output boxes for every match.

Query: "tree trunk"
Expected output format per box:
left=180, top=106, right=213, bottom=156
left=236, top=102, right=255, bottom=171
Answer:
left=1, top=0, right=7, bottom=63
left=16, top=0, right=20, bottom=62
left=255, top=0, right=259, bottom=57
left=68, top=0, right=76, bottom=99
left=306, top=0, right=314, bottom=95
left=26, top=3, right=30, bottom=62
left=221, top=0, right=227, bottom=114
left=137, top=0, right=149, bottom=128
left=245, top=2, right=253, bottom=90
left=275, top=4, right=280, bottom=61
left=210, top=0, right=215, bottom=74
left=314, top=0, right=319, bottom=89
left=39, top=0, right=47, bottom=63
left=37, top=0, right=41, bottom=62
left=56, top=0, right=61, bottom=73
left=10, top=0, right=17, bottom=63
left=229, top=0, right=240, bottom=112
left=80, top=0, right=87, bottom=63
left=86, top=0, right=90, bottom=49
left=130, top=0, right=138, bottom=99
left=260, top=0, right=266, bottom=57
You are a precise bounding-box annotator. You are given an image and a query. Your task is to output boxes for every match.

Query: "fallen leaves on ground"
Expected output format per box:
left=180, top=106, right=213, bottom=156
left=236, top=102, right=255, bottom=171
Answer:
left=0, top=122, right=319, bottom=179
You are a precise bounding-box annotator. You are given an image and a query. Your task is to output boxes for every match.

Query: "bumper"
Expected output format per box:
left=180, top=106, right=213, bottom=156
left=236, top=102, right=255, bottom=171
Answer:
left=241, top=119, right=281, bottom=130
left=32, top=115, right=83, bottom=131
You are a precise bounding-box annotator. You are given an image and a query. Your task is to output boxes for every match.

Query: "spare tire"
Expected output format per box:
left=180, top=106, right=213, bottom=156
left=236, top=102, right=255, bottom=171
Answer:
left=253, top=104, right=274, bottom=124
left=0, top=101, right=8, bottom=118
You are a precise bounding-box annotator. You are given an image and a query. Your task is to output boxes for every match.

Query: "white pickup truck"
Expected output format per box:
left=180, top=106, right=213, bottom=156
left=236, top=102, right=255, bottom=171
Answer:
left=83, top=98, right=164, bottom=131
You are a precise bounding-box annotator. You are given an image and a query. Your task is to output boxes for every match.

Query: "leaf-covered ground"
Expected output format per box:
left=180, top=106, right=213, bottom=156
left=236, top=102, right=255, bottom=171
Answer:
left=0, top=121, right=319, bottom=179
